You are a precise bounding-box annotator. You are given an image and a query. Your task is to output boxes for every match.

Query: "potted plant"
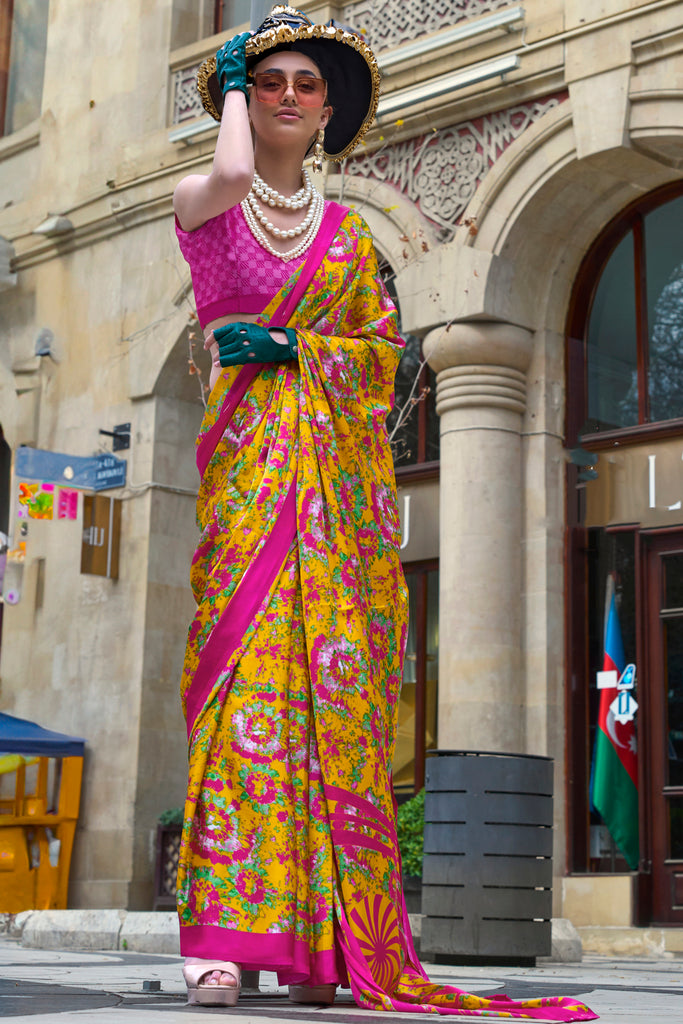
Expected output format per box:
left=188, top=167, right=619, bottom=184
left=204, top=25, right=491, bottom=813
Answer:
left=396, top=788, right=424, bottom=913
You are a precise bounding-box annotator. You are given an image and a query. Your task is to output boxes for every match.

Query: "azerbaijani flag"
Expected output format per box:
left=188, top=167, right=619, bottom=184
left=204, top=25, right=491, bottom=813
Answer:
left=591, top=574, right=639, bottom=870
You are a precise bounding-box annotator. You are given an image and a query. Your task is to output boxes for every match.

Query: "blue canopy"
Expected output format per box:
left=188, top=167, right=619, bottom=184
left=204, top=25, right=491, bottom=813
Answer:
left=0, top=712, right=85, bottom=758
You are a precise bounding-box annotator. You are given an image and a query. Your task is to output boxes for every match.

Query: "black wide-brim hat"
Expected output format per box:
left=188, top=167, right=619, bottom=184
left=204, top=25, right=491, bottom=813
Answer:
left=197, top=5, right=380, bottom=161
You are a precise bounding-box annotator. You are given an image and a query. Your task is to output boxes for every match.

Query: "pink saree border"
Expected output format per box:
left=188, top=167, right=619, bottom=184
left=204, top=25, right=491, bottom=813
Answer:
left=334, top=899, right=597, bottom=1020
left=180, top=924, right=348, bottom=986
left=324, top=783, right=394, bottom=834
left=185, top=478, right=296, bottom=737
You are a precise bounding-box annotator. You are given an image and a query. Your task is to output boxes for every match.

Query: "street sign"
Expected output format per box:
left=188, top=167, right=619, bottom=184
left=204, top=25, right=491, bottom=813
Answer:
left=14, top=446, right=126, bottom=492
left=93, top=454, right=127, bottom=492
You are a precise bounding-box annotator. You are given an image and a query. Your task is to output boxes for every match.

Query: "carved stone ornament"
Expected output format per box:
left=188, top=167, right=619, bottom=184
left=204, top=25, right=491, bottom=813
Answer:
left=345, top=93, right=569, bottom=238
left=344, top=0, right=515, bottom=52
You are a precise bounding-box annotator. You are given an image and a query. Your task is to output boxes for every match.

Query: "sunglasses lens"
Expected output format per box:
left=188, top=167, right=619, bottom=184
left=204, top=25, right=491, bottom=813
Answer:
left=254, top=74, right=285, bottom=100
left=253, top=73, right=326, bottom=106
left=294, top=77, right=326, bottom=105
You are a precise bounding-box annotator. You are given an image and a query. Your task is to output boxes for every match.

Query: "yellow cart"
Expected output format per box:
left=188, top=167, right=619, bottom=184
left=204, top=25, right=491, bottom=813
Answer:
left=0, top=712, right=84, bottom=913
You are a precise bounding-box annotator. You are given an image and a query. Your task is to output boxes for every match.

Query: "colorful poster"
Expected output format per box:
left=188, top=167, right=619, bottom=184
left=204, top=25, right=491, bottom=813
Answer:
left=57, top=488, right=79, bottom=520
left=17, top=482, right=54, bottom=520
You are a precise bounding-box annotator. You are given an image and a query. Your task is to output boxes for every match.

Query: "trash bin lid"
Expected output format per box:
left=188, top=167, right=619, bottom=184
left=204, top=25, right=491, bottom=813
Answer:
left=0, top=712, right=85, bottom=757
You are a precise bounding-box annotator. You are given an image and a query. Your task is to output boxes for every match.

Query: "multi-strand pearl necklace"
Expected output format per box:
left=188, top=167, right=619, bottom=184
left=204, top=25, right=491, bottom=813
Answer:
left=240, top=169, right=325, bottom=262
left=252, top=169, right=312, bottom=209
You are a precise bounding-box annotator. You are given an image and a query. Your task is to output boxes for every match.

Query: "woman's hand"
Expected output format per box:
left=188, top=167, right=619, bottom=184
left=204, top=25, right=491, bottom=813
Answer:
left=215, top=32, right=251, bottom=98
left=213, top=323, right=298, bottom=366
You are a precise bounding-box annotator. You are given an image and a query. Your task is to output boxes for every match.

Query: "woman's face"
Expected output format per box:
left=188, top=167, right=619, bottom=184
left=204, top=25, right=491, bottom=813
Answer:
left=248, top=51, right=331, bottom=150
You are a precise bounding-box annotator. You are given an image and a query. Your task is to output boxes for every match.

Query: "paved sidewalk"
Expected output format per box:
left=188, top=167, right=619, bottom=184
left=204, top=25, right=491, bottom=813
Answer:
left=1, top=935, right=681, bottom=1023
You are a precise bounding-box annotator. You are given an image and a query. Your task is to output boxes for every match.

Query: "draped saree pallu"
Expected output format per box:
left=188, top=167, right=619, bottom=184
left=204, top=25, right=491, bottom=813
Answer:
left=176, top=203, right=597, bottom=1022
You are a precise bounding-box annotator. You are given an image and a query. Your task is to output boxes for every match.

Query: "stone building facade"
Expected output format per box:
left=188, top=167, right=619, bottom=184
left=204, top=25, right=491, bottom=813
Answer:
left=1, top=0, right=682, bottom=932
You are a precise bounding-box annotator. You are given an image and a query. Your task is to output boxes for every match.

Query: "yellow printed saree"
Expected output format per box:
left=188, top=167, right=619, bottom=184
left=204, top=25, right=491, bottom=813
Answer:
left=177, top=203, right=597, bottom=1021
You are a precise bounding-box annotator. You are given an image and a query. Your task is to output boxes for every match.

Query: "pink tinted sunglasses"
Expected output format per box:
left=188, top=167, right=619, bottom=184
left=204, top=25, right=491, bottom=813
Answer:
left=250, top=72, right=327, bottom=107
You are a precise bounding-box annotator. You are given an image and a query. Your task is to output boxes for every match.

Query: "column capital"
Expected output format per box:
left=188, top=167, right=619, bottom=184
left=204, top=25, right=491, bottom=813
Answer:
left=423, top=320, right=533, bottom=375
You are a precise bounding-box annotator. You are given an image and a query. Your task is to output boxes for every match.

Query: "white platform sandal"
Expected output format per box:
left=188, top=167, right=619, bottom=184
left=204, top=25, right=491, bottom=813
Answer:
left=183, top=958, right=241, bottom=1006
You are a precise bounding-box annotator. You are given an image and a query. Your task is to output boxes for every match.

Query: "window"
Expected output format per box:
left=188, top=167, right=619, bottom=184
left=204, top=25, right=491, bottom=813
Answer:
left=213, top=0, right=251, bottom=33
left=393, top=561, right=438, bottom=797
left=0, top=0, right=49, bottom=137
left=567, top=529, right=636, bottom=874
left=381, top=264, right=440, bottom=471
left=565, top=182, right=683, bottom=887
left=567, top=182, right=683, bottom=443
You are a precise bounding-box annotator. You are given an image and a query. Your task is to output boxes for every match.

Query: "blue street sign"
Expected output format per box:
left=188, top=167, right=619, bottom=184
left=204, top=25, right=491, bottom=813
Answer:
left=93, top=453, right=127, bottom=491
left=15, top=446, right=126, bottom=492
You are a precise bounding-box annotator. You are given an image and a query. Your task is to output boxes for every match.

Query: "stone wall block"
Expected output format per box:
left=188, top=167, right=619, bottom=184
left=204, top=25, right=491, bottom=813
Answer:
left=569, top=65, right=632, bottom=160
left=21, top=909, right=125, bottom=950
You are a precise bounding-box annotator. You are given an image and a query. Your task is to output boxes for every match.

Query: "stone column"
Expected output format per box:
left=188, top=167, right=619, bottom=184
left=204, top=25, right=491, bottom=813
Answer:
left=423, top=320, right=533, bottom=753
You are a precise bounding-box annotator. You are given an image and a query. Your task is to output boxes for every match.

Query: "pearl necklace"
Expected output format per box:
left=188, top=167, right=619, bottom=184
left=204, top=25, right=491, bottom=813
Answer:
left=241, top=176, right=325, bottom=262
left=245, top=188, right=318, bottom=239
left=252, top=169, right=312, bottom=210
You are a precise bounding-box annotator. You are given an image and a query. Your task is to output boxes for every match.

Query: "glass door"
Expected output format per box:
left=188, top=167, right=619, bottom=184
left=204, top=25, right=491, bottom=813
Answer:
left=645, top=534, right=683, bottom=923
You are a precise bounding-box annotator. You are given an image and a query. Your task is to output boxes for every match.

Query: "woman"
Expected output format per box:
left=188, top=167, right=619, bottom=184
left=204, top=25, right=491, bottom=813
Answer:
left=173, top=7, right=597, bottom=1020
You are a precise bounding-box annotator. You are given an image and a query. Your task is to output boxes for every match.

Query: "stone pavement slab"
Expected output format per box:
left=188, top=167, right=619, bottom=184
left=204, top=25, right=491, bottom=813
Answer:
left=1, top=937, right=681, bottom=1023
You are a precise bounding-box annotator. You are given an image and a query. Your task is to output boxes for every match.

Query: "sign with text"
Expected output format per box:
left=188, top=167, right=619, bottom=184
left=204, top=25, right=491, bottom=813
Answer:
left=80, top=495, right=121, bottom=579
left=584, top=438, right=683, bottom=528
left=15, top=446, right=126, bottom=492
left=93, top=453, right=127, bottom=492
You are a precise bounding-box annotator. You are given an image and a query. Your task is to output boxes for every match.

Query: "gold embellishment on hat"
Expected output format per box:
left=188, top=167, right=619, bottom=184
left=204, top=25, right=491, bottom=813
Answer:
left=196, top=8, right=381, bottom=162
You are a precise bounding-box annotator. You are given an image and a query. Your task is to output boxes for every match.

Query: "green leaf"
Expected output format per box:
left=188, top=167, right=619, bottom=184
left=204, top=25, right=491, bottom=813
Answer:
left=396, top=788, right=424, bottom=878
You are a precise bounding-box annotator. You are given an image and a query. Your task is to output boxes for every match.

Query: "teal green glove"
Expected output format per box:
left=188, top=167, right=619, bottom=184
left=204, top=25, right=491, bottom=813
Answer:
left=215, top=323, right=298, bottom=366
left=215, top=32, right=251, bottom=98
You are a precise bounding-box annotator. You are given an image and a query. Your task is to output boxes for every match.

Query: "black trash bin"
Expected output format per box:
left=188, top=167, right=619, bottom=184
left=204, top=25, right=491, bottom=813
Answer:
left=421, top=750, right=553, bottom=964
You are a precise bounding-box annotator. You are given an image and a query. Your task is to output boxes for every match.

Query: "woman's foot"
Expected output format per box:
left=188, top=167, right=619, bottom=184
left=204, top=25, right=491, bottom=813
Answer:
left=288, top=983, right=336, bottom=1005
left=183, top=958, right=241, bottom=1006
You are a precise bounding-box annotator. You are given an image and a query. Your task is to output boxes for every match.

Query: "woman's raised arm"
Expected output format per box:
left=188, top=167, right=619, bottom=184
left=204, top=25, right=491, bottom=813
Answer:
left=173, top=33, right=254, bottom=232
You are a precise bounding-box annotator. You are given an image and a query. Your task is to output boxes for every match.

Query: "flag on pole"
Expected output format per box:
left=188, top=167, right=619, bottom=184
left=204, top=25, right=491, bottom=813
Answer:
left=591, top=574, right=639, bottom=870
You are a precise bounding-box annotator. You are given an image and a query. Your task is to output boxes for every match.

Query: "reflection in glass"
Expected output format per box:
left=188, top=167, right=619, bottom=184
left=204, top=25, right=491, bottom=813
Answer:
left=381, top=266, right=439, bottom=467
left=217, top=0, right=251, bottom=31
left=387, top=335, right=422, bottom=464
left=645, top=198, right=683, bottom=423
left=663, top=554, right=683, bottom=610
left=664, top=616, right=683, bottom=789
left=585, top=529, right=636, bottom=873
left=425, top=364, right=440, bottom=462
left=5, top=0, right=49, bottom=135
left=393, top=569, right=439, bottom=795
left=670, top=798, right=683, bottom=860
left=586, top=233, right=639, bottom=432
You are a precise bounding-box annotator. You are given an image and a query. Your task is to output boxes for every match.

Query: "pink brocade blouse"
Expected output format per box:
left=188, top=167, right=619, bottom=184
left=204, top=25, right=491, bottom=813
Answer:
left=175, top=203, right=327, bottom=329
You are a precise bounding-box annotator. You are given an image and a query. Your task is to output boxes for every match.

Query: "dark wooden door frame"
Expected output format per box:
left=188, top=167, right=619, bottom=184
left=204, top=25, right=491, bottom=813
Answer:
left=642, top=529, right=683, bottom=924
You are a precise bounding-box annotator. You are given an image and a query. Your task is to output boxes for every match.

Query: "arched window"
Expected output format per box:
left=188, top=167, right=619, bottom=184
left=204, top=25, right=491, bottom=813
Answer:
left=565, top=183, right=683, bottom=920
left=567, top=181, right=683, bottom=445
left=380, top=261, right=440, bottom=471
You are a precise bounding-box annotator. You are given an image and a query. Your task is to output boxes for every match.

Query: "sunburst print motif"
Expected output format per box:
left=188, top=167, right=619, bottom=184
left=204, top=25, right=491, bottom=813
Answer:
left=349, top=893, right=403, bottom=992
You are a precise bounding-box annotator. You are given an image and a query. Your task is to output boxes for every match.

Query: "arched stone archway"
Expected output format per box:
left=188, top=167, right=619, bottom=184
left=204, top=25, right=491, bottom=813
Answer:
left=126, top=315, right=206, bottom=907
left=400, top=86, right=683, bottom=888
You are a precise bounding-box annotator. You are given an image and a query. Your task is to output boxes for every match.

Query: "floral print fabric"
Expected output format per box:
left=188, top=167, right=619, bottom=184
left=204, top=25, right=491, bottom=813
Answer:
left=176, top=209, right=597, bottom=1020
